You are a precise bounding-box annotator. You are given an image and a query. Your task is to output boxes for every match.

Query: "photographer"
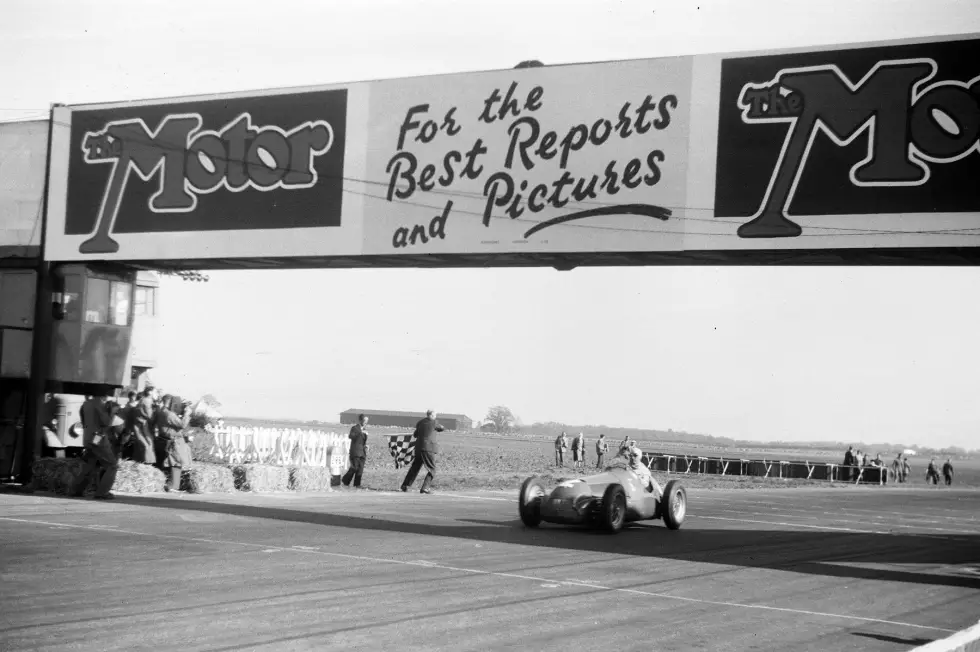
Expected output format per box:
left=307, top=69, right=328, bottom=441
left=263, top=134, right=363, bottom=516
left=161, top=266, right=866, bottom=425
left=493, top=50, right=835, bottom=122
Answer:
left=154, top=395, right=193, bottom=493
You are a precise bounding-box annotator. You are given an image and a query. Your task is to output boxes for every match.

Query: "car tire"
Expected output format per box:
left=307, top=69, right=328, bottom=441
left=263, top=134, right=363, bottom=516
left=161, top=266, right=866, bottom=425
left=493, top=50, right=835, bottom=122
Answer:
left=662, top=480, right=687, bottom=530
left=519, top=476, right=546, bottom=527
left=600, top=483, right=627, bottom=533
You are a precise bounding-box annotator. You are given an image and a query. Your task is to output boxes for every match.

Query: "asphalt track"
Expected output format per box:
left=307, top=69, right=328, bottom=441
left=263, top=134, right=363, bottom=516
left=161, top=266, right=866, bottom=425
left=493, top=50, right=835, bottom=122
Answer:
left=1, top=486, right=978, bottom=652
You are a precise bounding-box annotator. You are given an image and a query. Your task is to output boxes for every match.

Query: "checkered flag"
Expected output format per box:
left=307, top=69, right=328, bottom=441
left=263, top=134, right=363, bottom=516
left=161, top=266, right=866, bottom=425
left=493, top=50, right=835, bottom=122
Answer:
left=388, top=433, right=416, bottom=469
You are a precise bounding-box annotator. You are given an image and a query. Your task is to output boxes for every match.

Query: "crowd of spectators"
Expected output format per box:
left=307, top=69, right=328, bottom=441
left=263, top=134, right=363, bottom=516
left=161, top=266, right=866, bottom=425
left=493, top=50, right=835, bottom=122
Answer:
left=842, top=446, right=954, bottom=485
left=48, top=386, right=197, bottom=499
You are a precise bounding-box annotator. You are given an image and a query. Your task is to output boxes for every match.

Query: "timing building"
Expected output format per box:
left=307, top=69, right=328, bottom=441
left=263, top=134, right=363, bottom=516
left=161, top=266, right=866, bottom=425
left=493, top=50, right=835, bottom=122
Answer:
left=339, top=409, right=472, bottom=431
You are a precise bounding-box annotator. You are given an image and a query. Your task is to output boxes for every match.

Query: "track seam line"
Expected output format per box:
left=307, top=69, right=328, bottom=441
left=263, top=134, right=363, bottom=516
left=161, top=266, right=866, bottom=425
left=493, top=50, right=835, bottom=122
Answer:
left=0, top=515, right=956, bottom=634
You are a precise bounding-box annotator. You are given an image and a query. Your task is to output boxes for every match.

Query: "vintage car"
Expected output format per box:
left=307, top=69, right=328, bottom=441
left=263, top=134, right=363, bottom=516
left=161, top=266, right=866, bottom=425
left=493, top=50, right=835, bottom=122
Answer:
left=518, top=462, right=687, bottom=533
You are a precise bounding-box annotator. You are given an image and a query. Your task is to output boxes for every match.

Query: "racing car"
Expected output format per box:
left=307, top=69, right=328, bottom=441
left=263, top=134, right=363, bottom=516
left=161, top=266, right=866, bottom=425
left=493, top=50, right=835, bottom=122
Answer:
left=518, top=461, right=687, bottom=533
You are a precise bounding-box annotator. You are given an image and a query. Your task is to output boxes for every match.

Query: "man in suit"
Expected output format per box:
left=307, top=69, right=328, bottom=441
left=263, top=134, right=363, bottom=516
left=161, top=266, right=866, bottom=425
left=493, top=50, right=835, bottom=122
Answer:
left=72, top=394, right=119, bottom=500
left=342, top=414, right=369, bottom=488
left=401, top=410, right=445, bottom=494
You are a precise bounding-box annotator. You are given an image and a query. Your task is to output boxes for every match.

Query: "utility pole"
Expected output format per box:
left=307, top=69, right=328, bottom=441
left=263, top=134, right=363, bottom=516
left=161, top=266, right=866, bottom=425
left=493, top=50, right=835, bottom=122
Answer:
left=19, top=106, right=58, bottom=486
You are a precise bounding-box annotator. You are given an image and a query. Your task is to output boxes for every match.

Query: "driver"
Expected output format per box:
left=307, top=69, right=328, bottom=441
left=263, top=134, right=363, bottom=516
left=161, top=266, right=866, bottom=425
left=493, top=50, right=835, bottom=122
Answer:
left=622, top=442, right=661, bottom=496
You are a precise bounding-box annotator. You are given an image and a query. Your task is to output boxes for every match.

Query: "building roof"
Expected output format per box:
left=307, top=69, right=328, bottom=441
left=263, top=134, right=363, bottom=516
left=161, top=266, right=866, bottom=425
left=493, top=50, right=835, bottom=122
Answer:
left=341, top=409, right=471, bottom=421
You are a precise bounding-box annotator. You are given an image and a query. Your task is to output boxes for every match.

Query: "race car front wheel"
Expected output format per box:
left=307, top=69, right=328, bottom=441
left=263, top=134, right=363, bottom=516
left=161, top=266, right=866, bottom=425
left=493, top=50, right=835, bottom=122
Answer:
left=519, top=476, right=546, bottom=527
left=600, top=484, right=627, bottom=533
left=662, top=480, right=687, bottom=530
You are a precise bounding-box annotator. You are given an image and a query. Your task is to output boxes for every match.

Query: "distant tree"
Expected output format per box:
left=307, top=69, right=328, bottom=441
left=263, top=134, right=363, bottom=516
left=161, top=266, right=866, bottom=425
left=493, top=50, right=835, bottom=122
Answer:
left=199, top=394, right=222, bottom=409
left=485, top=405, right=517, bottom=433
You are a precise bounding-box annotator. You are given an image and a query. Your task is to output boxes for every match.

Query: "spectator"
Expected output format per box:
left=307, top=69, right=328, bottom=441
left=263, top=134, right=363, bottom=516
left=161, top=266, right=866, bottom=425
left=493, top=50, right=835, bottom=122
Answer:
left=117, top=392, right=139, bottom=459
left=342, top=414, right=369, bottom=489
left=154, top=394, right=193, bottom=493
left=595, top=434, right=609, bottom=469
left=890, top=454, right=902, bottom=483
left=554, top=432, right=568, bottom=467
left=401, top=410, right=445, bottom=494
left=132, top=387, right=157, bottom=465
left=572, top=432, right=585, bottom=469
left=926, top=458, right=940, bottom=485
left=902, top=457, right=912, bottom=483
left=71, top=394, right=118, bottom=500
left=943, top=458, right=954, bottom=486
left=105, top=401, right=127, bottom=459
left=843, top=446, right=855, bottom=481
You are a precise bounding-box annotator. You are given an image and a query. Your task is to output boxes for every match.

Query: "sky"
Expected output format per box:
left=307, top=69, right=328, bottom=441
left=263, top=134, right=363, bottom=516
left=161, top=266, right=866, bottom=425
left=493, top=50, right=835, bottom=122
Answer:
left=2, top=0, right=979, bottom=449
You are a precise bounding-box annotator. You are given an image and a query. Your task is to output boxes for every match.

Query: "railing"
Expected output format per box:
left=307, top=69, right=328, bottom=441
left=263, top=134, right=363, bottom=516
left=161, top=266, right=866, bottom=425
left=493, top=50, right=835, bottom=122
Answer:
left=642, top=453, right=890, bottom=485
left=206, top=426, right=350, bottom=474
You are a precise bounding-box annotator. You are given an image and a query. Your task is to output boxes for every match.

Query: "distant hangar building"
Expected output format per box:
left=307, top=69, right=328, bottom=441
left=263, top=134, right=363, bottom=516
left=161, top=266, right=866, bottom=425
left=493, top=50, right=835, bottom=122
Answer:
left=339, top=409, right=472, bottom=431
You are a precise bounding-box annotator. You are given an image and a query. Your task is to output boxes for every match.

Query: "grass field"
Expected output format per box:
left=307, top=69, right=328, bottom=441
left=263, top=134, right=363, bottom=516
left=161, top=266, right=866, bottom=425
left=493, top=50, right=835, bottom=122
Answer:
left=219, top=419, right=980, bottom=491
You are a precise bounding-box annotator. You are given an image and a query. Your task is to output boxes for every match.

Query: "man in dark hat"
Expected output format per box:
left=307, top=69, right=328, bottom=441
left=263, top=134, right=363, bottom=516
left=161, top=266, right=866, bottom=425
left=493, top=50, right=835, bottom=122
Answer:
left=72, top=394, right=119, bottom=500
left=401, top=410, right=444, bottom=494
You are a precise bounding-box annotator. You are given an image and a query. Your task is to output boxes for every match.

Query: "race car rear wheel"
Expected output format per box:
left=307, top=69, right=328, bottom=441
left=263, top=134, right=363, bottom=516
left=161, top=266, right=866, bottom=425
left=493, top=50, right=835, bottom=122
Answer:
left=599, top=483, right=627, bottom=533
left=662, top=480, right=687, bottom=530
left=519, top=476, right=546, bottom=527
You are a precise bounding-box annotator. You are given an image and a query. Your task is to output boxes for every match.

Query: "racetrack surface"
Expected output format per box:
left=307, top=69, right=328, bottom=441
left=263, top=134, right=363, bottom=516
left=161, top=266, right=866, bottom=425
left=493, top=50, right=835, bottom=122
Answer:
left=1, top=486, right=978, bottom=651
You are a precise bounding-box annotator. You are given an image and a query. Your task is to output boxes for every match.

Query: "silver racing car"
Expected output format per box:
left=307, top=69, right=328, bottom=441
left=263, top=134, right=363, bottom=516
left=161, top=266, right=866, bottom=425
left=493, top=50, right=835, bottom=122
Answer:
left=518, top=463, right=687, bottom=533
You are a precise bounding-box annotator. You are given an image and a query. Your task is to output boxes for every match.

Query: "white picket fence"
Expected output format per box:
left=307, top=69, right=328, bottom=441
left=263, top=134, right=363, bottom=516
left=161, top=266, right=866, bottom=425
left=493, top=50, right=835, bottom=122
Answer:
left=206, top=426, right=350, bottom=474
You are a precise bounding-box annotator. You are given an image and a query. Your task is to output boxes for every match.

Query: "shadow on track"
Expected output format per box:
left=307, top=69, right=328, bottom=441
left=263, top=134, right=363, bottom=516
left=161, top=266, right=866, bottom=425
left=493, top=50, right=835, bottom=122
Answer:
left=35, top=492, right=980, bottom=590
left=852, top=632, right=935, bottom=646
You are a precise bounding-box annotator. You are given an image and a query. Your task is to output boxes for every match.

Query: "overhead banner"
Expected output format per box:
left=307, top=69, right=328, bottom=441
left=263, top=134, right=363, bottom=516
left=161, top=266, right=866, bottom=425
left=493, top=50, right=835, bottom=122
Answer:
left=43, top=33, right=980, bottom=262
left=0, top=120, right=48, bottom=255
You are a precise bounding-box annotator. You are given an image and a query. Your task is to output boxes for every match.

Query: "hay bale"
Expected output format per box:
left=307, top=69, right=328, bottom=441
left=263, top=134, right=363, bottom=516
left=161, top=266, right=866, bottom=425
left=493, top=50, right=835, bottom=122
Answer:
left=288, top=466, right=335, bottom=492
left=231, top=464, right=289, bottom=492
left=31, top=458, right=166, bottom=494
left=182, top=462, right=235, bottom=494
left=113, top=461, right=167, bottom=493
left=32, top=458, right=88, bottom=495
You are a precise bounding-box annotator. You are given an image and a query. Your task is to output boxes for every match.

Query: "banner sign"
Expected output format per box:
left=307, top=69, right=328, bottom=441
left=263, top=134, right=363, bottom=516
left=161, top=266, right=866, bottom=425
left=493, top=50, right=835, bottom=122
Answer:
left=42, top=33, right=980, bottom=262
left=0, top=120, right=48, bottom=253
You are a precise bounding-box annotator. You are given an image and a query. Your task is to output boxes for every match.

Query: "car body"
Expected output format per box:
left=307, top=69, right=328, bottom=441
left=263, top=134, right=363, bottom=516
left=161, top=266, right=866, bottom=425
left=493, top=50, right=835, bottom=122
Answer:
left=518, top=463, right=687, bottom=533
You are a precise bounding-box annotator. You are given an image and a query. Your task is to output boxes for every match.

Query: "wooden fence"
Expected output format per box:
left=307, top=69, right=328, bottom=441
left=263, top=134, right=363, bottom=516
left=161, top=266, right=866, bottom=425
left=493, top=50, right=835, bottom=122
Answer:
left=643, top=452, right=890, bottom=484
left=206, top=426, right=350, bottom=474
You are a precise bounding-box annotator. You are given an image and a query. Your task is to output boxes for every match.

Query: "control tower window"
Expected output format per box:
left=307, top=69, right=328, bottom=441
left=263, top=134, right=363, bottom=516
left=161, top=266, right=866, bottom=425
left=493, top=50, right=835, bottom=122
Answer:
left=110, top=282, right=132, bottom=326
left=84, top=278, right=110, bottom=324
left=135, top=286, right=156, bottom=317
left=83, top=278, right=132, bottom=326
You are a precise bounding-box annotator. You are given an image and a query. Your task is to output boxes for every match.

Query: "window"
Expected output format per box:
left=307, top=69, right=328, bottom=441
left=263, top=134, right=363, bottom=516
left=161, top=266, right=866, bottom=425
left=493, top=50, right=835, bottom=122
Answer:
left=61, top=275, right=83, bottom=321
left=84, top=278, right=109, bottom=324
left=135, top=286, right=156, bottom=317
left=111, top=281, right=131, bottom=326
left=83, top=278, right=132, bottom=326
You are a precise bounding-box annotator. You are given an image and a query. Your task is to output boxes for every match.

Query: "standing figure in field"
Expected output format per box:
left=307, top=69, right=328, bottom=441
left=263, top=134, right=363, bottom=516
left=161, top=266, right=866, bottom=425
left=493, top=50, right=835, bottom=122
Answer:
left=925, top=458, right=941, bottom=485
left=843, top=446, right=855, bottom=482
left=401, top=410, right=445, bottom=495
left=571, top=432, right=585, bottom=469
left=891, top=454, right=902, bottom=484
left=342, top=414, right=369, bottom=489
left=942, top=458, right=954, bottom=486
left=554, top=431, right=568, bottom=467
left=154, top=394, right=193, bottom=493
left=595, top=434, right=609, bottom=469
left=902, top=457, right=912, bottom=483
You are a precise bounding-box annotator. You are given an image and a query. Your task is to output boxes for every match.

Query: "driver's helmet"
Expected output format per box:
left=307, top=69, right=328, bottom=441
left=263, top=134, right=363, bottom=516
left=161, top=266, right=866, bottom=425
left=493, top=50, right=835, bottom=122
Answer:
left=627, top=445, right=643, bottom=466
